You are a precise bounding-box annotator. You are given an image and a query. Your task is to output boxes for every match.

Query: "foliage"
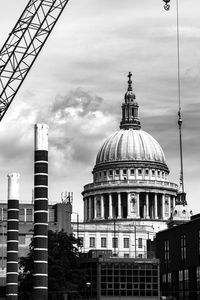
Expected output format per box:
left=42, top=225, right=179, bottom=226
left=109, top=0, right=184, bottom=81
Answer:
left=19, top=230, right=83, bottom=299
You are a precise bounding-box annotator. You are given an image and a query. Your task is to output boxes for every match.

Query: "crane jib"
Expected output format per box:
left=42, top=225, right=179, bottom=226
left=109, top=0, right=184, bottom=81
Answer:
left=0, top=0, right=70, bottom=122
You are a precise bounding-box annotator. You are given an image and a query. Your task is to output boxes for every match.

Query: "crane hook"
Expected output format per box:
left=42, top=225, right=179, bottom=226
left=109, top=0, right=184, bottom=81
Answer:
left=163, top=0, right=170, bottom=11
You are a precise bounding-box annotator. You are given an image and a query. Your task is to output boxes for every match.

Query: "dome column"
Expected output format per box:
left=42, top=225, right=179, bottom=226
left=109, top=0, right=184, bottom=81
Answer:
left=94, top=195, right=97, bottom=219
left=168, top=196, right=171, bottom=218
left=136, top=193, right=140, bottom=218
left=162, top=194, right=165, bottom=219
left=127, top=192, right=131, bottom=218
left=86, top=197, right=88, bottom=220
left=101, top=195, right=104, bottom=219
left=84, top=197, right=87, bottom=221
left=108, top=193, right=112, bottom=219
left=117, top=192, right=122, bottom=219
left=146, top=193, right=150, bottom=219
left=89, top=197, right=92, bottom=220
left=154, top=193, right=158, bottom=219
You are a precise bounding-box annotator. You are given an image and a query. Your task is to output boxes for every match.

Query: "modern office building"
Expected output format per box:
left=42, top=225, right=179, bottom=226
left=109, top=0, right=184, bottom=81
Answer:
left=79, top=250, right=160, bottom=300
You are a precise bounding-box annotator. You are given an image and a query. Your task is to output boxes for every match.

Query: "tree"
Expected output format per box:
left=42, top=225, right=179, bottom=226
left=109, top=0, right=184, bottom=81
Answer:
left=19, top=230, right=83, bottom=299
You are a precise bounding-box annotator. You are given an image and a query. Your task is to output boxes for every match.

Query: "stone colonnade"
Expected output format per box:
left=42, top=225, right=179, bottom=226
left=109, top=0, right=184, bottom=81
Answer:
left=84, top=192, right=176, bottom=221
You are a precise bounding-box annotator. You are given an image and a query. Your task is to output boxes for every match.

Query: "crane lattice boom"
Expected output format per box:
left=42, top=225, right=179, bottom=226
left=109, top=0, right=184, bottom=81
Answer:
left=0, top=0, right=69, bottom=121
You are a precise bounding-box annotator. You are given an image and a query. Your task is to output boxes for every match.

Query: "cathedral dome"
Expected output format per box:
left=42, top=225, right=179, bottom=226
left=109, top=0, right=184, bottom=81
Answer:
left=93, top=72, right=169, bottom=173
left=96, top=128, right=167, bottom=167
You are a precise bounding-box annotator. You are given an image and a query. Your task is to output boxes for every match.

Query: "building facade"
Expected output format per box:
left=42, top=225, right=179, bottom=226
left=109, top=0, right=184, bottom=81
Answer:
left=73, top=72, right=178, bottom=257
left=156, top=213, right=200, bottom=300
left=79, top=252, right=160, bottom=300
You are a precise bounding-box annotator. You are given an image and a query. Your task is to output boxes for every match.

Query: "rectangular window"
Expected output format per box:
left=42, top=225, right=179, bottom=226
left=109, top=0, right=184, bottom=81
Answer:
left=145, top=169, right=149, bottom=175
left=138, top=238, right=143, bottom=248
left=99, top=171, right=102, bottom=177
left=124, top=238, right=129, bottom=248
left=198, top=231, right=200, bottom=254
left=162, top=172, right=165, bottom=178
left=130, top=169, right=135, bottom=175
left=104, top=171, right=107, bottom=177
left=168, top=273, right=172, bottom=283
left=101, top=237, right=107, bottom=248
left=164, top=240, right=170, bottom=262
left=109, top=170, right=113, bottom=176
left=138, top=169, right=142, bottom=176
left=116, top=169, right=120, bottom=175
left=162, top=274, right=166, bottom=283
left=197, top=266, right=200, bottom=289
left=123, top=169, right=127, bottom=175
left=120, top=283, right=126, bottom=289
left=90, top=237, right=95, bottom=248
left=48, top=209, right=55, bottom=222
left=181, top=235, right=186, bottom=260
left=19, top=208, right=24, bottom=215
left=179, top=270, right=183, bottom=290
left=26, top=208, right=33, bottom=222
left=184, top=269, right=189, bottom=289
left=3, top=208, right=7, bottom=220
left=19, top=208, right=25, bottom=221
left=152, top=170, right=155, bottom=176
left=157, top=170, right=160, bottom=177
left=112, top=238, right=118, bottom=248
left=26, top=208, right=32, bottom=215
left=124, top=253, right=129, bottom=258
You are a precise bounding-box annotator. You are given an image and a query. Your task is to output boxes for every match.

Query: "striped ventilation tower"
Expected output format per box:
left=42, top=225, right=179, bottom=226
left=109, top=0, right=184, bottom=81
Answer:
left=6, top=173, right=20, bottom=300
left=33, top=124, right=49, bottom=300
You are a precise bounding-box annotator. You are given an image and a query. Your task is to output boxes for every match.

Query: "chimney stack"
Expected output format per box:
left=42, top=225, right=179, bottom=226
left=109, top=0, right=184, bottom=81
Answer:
left=6, top=173, right=20, bottom=300
left=33, top=124, right=48, bottom=300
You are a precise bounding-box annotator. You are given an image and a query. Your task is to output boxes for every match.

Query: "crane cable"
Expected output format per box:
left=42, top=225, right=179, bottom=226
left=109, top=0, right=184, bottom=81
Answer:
left=163, top=0, right=184, bottom=195
left=176, top=0, right=185, bottom=194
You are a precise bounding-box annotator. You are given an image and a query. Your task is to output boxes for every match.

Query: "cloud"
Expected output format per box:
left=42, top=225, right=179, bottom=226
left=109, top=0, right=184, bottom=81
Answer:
left=50, top=88, right=104, bottom=117
left=35, top=88, right=117, bottom=174
left=0, top=87, right=116, bottom=176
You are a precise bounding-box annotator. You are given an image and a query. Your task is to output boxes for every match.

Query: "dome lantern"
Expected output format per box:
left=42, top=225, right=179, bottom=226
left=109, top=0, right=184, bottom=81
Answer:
left=120, top=72, right=141, bottom=130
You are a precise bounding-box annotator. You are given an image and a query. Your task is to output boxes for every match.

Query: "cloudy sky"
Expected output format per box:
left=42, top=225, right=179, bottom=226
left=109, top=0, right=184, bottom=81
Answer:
left=0, top=0, right=200, bottom=219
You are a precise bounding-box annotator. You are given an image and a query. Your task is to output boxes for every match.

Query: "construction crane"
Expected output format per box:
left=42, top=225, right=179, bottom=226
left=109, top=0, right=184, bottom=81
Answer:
left=0, top=0, right=69, bottom=122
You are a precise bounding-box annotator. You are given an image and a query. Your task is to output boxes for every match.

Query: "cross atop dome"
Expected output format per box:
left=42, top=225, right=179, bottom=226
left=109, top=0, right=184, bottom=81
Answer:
left=127, top=71, right=133, bottom=91
left=120, top=72, right=141, bottom=130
